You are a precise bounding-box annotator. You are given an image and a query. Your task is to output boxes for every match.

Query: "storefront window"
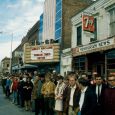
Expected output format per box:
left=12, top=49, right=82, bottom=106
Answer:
left=73, top=57, right=85, bottom=71
left=107, top=50, right=115, bottom=71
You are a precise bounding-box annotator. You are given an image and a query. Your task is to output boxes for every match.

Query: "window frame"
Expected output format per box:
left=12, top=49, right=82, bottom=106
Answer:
left=76, top=25, right=82, bottom=46
left=107, top=6, right=115, bottom=36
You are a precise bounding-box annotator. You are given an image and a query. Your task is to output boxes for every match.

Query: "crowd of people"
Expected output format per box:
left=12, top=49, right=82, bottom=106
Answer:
left=1, top=70, right=115, bottom=115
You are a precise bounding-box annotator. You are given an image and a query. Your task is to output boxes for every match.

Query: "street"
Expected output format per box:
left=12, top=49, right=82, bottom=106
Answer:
left=0, top=86, right=34, bottom=115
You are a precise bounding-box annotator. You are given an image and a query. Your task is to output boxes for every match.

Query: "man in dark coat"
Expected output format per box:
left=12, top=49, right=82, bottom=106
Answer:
left=92, top=74, right=107, bottom=115
left=77, top=77, right=97, bottom=115
left=63, top=72, right=80, bottom=115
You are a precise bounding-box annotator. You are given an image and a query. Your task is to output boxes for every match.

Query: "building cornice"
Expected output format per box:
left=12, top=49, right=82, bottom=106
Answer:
left=71, top=0, right=113, bottom=25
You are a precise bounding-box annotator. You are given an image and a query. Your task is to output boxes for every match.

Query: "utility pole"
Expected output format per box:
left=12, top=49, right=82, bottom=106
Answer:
left=10, top=33, right=13, bottom=74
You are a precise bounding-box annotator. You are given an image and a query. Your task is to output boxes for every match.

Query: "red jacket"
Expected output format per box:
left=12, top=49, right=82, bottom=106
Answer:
left=12, top=80, right=18, bottom=91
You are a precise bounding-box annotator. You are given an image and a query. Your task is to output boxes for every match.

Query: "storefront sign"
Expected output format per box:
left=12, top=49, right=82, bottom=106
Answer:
left=82, top=15, right=95, bottom=32
left=79, top=38, right=114, bottom=52
left=31, top=48, right=53, bottom=60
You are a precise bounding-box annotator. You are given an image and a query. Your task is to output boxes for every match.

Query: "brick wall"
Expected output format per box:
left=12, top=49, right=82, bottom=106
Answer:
left=62, top=0, right=94, bottom=50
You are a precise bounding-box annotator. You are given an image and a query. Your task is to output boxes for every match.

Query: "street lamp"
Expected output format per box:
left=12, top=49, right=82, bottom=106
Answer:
left=0, top=32, right=13, bottom=74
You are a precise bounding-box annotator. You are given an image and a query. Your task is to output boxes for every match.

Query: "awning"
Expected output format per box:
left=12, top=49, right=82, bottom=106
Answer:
left=12, top=65, right=19, bottom=70
left=20, top=64, right=38, bottom=69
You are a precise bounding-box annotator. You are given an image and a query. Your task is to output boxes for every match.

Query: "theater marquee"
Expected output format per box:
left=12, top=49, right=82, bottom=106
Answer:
left=24, top=43, right=60, bottom=63
left=31, top=47, right=53, bottom=60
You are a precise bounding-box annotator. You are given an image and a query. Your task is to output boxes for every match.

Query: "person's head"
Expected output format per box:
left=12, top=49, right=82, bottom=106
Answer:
left=35, top=74, right=40, bottom=81
left=107, top=73, right=115, bottom=87
left=52, top=70, right=56, bottom=75
left=34, top=71, right=38, bottom=76
left=95, top=74, right=103, bottom=85
left=81, top=72, right=88, bottom=80
left=45, top=73, right=51, bottom=82
left=20, top=76, right=23, bottom=81
left=78, top=77, right=89, bottom=90
left=57, top=75, right=63, bottom=83
left=68, top=72, right=77, bottom=87
left=40, top=74, right=45, bottom=81
left=27, top=77, right=31, bottom=82
left=63, top=76, right=69, bottom=85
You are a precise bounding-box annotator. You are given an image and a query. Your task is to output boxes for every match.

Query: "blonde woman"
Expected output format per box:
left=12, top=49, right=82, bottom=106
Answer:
left=55, top=76, right=66, bottom=115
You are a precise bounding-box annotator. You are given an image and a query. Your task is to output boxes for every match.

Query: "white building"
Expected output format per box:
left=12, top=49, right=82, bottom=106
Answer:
left=43, top=0, right=56, bottom=42
left=71, top=0, right=115, bottom=78
left=60, top=48, right=72, bottom=76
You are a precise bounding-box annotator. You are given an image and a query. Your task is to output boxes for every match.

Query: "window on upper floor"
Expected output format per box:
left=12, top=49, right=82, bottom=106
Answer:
left=90, top=18, right=97, bottom=42
left=56, top=10, right=62, bottom=22
left=56, top=1, right=62, bottom=13
left=94, top=18, right=97, bottom=39
left=55, top=19, right=62, bottom=31
left=7, top=64, right=9, bottom=67
left=77, top=25, right=82, bottom=46
left=109, top=8, right=115, bottom=36
left=39, top=31, right=43, bottom=44
left=30, top=40, right=35, bottom=45
left=55, top=28, right=61, bottom=40
left=56, top=0, right=61, bottom=5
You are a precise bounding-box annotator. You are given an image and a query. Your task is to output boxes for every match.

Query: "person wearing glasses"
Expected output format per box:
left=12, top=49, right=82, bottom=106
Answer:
left=102, top=73, right=115, bottom=115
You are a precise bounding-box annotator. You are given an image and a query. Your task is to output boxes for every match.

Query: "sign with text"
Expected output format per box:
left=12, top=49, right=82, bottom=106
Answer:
left=82, top=15, right=95, bottom=32
left=31, top=48, right=53, bottom=60
left=79, top=38, right=114, bottom=52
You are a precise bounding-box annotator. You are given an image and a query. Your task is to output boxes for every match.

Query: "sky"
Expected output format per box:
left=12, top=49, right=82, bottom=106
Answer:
left=0, top=0, right=45, bottom=62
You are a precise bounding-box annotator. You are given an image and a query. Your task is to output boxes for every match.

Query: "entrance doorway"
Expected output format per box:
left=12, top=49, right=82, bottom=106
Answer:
left=87, top=52, right=105, bottom=77
left=94, top=64, right=104, bottom=76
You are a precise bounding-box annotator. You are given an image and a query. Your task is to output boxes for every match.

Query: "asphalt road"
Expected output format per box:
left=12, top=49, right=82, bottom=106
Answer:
left=0, top=86, right=34, bottom=115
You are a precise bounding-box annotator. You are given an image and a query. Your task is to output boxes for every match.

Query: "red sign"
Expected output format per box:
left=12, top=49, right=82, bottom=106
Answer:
left=82, top=15, right=95, bottom=32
